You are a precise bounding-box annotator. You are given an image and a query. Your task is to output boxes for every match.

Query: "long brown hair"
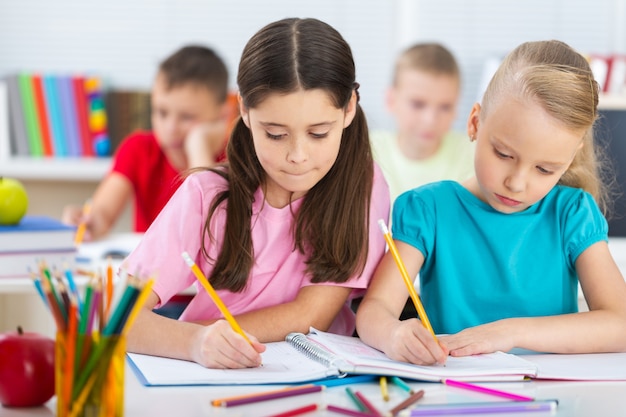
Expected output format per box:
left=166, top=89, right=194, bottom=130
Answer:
left=203, top=18, right=373, bottom=292
left=481, top=40, right=612, bottom=214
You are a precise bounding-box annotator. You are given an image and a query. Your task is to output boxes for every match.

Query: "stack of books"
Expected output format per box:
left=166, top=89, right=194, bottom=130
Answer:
left=4, top=73, right=110, bottom=158
left=0, top=216, right=76, bottom=279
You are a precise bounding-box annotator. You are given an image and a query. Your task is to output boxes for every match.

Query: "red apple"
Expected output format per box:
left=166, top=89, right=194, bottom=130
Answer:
left=0, top=326, right=55, bottom=407
left=0, top=177, right=29, bottom=225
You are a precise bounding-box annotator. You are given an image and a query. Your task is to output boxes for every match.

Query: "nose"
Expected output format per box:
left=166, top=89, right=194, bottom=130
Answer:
left=504, top=168, right=526, bottom=193
left=287, top=138, right=308, bottom=164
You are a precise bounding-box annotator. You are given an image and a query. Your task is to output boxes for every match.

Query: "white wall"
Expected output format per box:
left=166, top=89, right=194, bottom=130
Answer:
left=1, top=0, right=624, bottom=132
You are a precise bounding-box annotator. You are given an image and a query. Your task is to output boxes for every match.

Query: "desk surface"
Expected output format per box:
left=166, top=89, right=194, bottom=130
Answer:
left=0, top=364, right=625, bottom=417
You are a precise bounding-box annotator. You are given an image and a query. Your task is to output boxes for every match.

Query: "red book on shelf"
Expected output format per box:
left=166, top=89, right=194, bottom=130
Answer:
left=31, top=74, right=54, bottom=156
left=72, top=76, right=93, bottom=156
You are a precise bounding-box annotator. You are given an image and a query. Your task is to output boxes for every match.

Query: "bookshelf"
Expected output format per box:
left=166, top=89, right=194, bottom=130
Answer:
left=0, top=156, right=111, bottom=181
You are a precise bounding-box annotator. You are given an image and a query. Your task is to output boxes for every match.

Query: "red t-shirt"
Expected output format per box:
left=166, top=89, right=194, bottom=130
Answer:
left=111, top=131, right=183, bottom=232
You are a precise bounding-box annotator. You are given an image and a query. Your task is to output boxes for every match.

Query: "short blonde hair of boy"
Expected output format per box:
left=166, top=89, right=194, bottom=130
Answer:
left=393, top=43, right=460, bottom=86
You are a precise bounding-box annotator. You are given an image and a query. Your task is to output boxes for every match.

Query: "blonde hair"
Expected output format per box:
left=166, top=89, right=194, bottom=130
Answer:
left=481, top=40, right=610, bottom=214
left=393, top=43, right=460, bottom=86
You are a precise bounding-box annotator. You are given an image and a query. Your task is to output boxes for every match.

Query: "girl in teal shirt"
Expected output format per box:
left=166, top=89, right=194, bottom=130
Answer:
left=356, top=40, right=626, bottom=365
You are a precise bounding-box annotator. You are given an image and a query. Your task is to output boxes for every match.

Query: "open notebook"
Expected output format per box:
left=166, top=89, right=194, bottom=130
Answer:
left=128, top=328, right=541, bottom=386
left=128, top=328, right=626, bottom=386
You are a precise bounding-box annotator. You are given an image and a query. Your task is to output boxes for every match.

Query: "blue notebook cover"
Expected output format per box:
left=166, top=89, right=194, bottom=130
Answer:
left=0, top=216, right=76, bottom=253
left=0, top=216, right=74, bottom=233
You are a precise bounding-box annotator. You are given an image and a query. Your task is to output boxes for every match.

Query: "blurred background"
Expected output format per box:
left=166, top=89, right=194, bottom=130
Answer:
left=1, top=0, right=624, bottom=131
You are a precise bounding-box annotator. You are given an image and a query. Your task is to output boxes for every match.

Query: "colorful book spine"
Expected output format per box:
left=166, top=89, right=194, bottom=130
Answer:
left=6, top=75, right=30, bottom=156
left=0, top=80, right=9, bottom=160
left=42, top=75, right=67, bottom=157
left=72, top=76, right=93, bottom=156
left=18, top=73, right=43, bottom=156
left=85, top=77, right=110, bottom=156
left=31, top=75, right=54, bottom=156
left=57, top=76, right=82, bottom=156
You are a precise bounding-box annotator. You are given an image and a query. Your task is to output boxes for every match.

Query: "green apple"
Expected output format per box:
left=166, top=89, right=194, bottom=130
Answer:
left=0, top=177, right=28, bottom=225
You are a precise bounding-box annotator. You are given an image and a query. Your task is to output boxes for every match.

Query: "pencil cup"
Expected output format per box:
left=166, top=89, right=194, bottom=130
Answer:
left=55, top=332, right=125, bottom=417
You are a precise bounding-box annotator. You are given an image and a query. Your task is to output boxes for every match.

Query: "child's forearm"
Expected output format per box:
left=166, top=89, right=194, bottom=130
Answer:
left=356, top=297, right=402, bottom=353
left=126, top=307, right=203, bottom=361
left=512, top=310, right=626, bottom=353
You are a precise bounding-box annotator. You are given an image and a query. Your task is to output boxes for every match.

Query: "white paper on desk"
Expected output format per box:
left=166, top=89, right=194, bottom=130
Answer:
left=127, top=342, right=340, bottom=386
left=522, top=352, right=626, bottom=381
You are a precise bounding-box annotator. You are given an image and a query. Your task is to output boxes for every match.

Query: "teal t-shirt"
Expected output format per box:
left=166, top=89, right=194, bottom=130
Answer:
left=392, top=181, right=608, bottom=334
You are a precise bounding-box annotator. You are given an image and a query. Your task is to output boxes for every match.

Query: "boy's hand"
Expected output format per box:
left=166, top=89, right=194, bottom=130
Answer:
left=191, top=319, right=265, bottom=369
left=184, top=121, right=227, bottom=168
left=441, top=320, right=516, bottom=357
left=62, top=204, right=94, bottom=242
left=383, top=318, right=448, bottom=365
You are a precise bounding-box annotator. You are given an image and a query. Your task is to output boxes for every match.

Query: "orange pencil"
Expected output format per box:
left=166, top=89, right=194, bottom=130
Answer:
left=74, top=201, right=91, bottom=247
left=64, top=302, right=78, bottom=413
left=105, top=257, right=113, bottom=319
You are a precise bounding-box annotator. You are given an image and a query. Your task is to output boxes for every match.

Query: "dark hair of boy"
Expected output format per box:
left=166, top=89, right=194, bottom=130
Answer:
left=159, top=45, right=229, bottom=103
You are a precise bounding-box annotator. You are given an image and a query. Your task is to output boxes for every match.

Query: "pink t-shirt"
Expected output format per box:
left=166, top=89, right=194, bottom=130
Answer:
left=124, top=164, right=389, bottom=336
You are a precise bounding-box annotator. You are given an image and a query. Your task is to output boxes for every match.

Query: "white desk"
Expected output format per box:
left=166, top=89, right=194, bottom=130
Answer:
left=0, top=363, right=625, bottom=416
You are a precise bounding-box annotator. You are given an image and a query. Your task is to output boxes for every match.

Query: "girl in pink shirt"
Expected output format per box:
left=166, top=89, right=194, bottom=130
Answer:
left=125, top=17, right=390, bottom=369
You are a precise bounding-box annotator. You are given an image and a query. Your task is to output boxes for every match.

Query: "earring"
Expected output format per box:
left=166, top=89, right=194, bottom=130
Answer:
left=470, top=135, right=476, bottom=142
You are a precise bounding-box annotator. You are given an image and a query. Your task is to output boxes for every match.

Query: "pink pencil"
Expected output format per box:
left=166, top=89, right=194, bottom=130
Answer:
left=442, top=379, right=534, bottom=402
left=326, top=404, right=378, bottom=417
left=354, top=390, right=383, bottom=417
left=265, top=403, right=318, bottom=417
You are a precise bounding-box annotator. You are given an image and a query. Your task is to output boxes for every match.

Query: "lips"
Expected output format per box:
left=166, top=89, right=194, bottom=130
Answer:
left=495, top=193, right=522, bottom=207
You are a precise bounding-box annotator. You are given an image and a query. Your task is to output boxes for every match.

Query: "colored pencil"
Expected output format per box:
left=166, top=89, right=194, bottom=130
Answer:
left=105, top=256, right=114, bottom=319
left=442, top=379, right=534, bottom=402
left=378, top=219, right=436, bottom=341
left=345, top=387, right=368, bottom=412
left=265, top=403, right=318, bottom=417
left=326, top=404, right=378, bottom=417
left=354, top=390, right=383, bottom=417
left=380, top=376, right=390, bottom=401
left=181, top=251, right=251, bottom=344
left=391, top=376, right=414, bottom=394
left=312, top=374, right=377, bottom=387
left=388, top=389, right=425, bottom=416
left=212, top=384, right=323, bottom=407
left=74, top=201, right=91, bottom=247
left=120, top=278, right=155, bottom=336
left=397, top=399, right=558, bottom=416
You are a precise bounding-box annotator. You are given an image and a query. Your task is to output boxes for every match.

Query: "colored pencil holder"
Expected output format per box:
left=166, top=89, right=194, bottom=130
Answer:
left=55, top=332, right=125, bottom=417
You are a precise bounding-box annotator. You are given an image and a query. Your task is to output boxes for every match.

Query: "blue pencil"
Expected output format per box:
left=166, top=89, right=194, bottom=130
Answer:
left=312, top=374, right=377, bottom=387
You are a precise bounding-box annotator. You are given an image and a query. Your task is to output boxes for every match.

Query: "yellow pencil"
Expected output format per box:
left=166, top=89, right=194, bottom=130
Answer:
left=380, top=376, right=389, bottom=401
left=74, top=201, right=92, bottom=247
left=378, top=219, right=437, bottom=342
left=181, top=251, right=252, bottom=344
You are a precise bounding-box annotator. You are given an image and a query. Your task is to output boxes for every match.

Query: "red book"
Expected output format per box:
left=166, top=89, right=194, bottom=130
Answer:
left=31, top=75, right=54, bottom=156
left=72, top=76, right=93, bottom=156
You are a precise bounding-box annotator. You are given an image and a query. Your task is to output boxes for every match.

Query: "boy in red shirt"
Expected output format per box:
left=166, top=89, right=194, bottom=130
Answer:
left=63, top=45, right=232, bottom=240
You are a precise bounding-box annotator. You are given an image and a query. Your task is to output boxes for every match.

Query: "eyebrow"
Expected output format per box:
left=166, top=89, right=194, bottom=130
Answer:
left=259, top=121, right=336, bottom=128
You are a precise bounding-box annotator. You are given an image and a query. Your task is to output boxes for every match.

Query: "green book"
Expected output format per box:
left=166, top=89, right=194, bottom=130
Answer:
left=17, top=73, right=43, bottom=156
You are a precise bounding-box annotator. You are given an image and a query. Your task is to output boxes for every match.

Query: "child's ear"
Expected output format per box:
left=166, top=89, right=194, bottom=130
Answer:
left=467, top=103, right=481, bottom=140
left=238, top=92, right=250, bottom=128
left=343, top=91, right=358, bottom=128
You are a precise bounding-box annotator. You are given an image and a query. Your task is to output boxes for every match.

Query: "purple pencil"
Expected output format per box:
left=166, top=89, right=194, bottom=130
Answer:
left=326, top=404, right=379, bottom=417
left=398, top=399, right=558, bottom=416
left=213, top=384, right=324, bottom=407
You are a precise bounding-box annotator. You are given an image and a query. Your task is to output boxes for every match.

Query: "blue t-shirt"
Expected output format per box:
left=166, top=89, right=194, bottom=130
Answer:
left=392, top=181, right=608, bottom=334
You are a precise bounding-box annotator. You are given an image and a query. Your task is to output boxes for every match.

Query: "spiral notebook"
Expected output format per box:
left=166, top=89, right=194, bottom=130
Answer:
left=127, top=328, right=538, bottom=386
